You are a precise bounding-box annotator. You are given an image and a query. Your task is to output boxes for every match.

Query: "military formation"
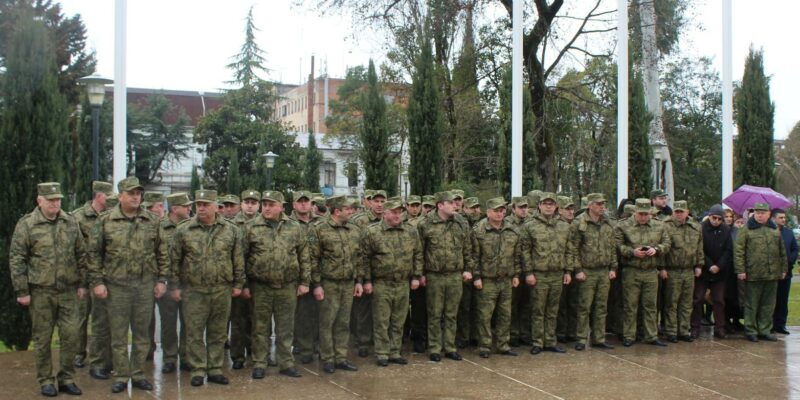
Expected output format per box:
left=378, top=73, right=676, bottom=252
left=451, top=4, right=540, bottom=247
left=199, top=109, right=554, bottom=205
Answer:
left=9, top=179, right=794, bottom=397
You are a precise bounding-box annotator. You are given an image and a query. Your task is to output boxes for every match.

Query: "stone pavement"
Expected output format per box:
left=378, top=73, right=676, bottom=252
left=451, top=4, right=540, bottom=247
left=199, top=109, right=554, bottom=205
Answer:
left=2, top=326, right=799, bottom=399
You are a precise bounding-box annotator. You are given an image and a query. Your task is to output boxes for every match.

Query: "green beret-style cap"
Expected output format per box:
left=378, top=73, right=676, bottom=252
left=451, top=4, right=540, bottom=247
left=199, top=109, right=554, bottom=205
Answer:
left=753, top=202, right=770, bottom=211
left=372, top=190, right=387, bottom=199
left=92, top=181, right=113, bottom=195
left=261, top=190, right=285, bottom=203
left=435, top=191, right=455, bottom=203
left=634, top=198, right=652, bottom=213
left=406, top=195, right=422, bottom=205
left=673, top=200, right=688, bottom=211
left=557, top=195, right=575, bottom=209
left=650, top=189, right=667, bottom=199
left=143, top=191, right=164, bottom=204
left=511, top=196, right=528, bottom=207
left=326, top=195, right=348, bottom=210
left=38, top=182, right=64, bottom=200
left=422, top=195, right=436, bottom=207
left=384, top=199, right=404, bottom=210
left=451, top=189, right=465, bottom=200
left=586, top=193, right=606, bottom=204
left=117, top=176, right=143, bottom=192
left=464, top=197, right=480, bottom=208
left=222, top=194, right=240, bottom=204
left=166, top=192, right=192, bottom=207
left=539, top=192, right=557, bottom=203
left=195, top=190, right=217, bottom=203
left=486, top=197, right=506, bottom=210
left=292, top=190, right=312, bottom=202
left=241, top=189, right=260, bottom=201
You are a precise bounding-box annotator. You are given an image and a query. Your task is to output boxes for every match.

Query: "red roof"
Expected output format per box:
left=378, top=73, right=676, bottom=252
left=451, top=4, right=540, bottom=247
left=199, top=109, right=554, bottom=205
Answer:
left=105, top=87, right=223, bottom=126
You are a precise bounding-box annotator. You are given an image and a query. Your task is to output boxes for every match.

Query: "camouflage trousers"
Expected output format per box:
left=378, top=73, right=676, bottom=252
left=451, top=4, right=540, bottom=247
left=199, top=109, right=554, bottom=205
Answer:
left=87, top=295, right=112, bottom=370
left=622, top=268, right=659, bottom=342
left=182, top=286, right=231, bottom=378
left=476, top=279, right=513, bottom=353
left=157, top=294, right=185, bottom=364
left=575, top=270, right=611, bottom=345
left=606, top=273, right=625, bottom=336
left=30, top=287, right=81, bottom=386
left=107, top=281, right=154, bottom=383
left=318, top=280, right=354, bottom=364
left=744, top=280, right=778, bottom=336
left=251, top=283, right=297, bottom=370
left=372, top=281, right=409, bottom=360
left=426, top=272, right=463, bottom=354
left=229, top=296, right=253, bottom=363
left=351, top=294, right=373, bottom=350
left=664, top=268, right=694, bottom=337
left=456, top=282, right=479, bottom=345
left=510, top=285, right=532, bottom=342
left=557, top=272, right=578, bottom=339
left=529, top=272, right=564, bottom=348
left=293, top=289, right=319, bottom=358
left=75, top=295, right=89, bottom=359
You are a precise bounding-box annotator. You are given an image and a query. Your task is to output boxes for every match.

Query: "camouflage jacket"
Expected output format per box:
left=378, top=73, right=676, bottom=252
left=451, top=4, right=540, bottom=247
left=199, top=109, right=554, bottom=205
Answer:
left=615, top=218, right=671, bottom=270
left=350, top=209, right=381, bottom=229
left=157, top=216, right=186, bottom=258
left=169, top=216, right=245, bottom=289
left=87, top=205, right=169, bottom=288
left=417, top=211, right=473, bottom=274
left=9, top=208, right=86, bottom=296
left=734, top=218, right=788, bottom=281
left=243, top=214, right=311, bottom=287
left=504, top=214, right=526, bottom=227
left=360, top=220, right=423, bottom=282
left=231, top=210, right=258, bottom=229
left=471, top=218, right=522, bottom=280
left=71, top=201, right=102, bottom=239
left=520, top=213, right=572, bottom=275
left=568, top=212, right=619, bottom=272
left=290, top=210, right=320, bottom=231
left=663, top=218, right=703, bottom=269
left=407, top=214, right=425, bottom=229
left=308, top=217, right=363, bottom=286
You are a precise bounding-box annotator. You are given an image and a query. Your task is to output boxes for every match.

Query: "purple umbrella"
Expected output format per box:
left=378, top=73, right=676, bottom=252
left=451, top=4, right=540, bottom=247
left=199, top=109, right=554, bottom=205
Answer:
left=722, top=185, right=792, bottom=214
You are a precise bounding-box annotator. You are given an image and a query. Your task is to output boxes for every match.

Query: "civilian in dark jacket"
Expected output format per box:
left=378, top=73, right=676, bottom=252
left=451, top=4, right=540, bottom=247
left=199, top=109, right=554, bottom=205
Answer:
left=771, top=209, right=799, bottom=334
left=692, top=205, right=733, bottom=338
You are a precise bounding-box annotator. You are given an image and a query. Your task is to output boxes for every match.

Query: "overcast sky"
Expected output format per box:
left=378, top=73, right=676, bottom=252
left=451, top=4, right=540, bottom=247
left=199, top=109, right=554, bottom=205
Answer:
left=59, top=0, right=798, bottom=139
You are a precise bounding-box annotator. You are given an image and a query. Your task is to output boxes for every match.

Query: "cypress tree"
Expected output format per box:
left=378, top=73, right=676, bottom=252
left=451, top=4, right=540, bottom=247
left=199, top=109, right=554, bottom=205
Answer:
left=628, top=70, right=654, bottom=199
left=360, top=59, right=395, bottom=194
left=304, top=131, right=322, bottom=192
left=190, top=165, right=201, bottom=193
left=226, top=149, right=242, bottom=195
left=408, top=32, right=443, bottom=195
left=735, top=47, right=775, bottom=188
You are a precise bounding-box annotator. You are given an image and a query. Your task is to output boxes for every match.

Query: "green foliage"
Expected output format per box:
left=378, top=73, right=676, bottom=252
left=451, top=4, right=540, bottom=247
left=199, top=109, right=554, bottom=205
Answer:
left=226, top=149, right=242, bottom=195
left=735, top=47, right=775, bottom=188
left=360, top=60, right=396, bottom=194
left=128, top=93, right=191, bottom=185
left=73, top=98, right=113, bottom=206
left=629, top=70, right=654, bottom=199
left=190, top=165, right=201, bottom=193
left=407, top=31, right=443, bottom=195
left=629, top=0, right=689, bottom=63
left=226, top=6, right=268, bottom=86
left=303, top=131, right=322, bottom=192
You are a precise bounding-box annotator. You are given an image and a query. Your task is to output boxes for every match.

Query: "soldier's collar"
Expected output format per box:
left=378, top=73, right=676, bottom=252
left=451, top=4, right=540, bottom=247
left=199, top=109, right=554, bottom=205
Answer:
left=33, top=207, right=67, bottom=224
left=381, top=219, right=403, bottom=230
left=483, top=219, right=507, bottom=231
left=109, top=204, right=151, bottom=221
left=188, top=215, right=226, bottom=228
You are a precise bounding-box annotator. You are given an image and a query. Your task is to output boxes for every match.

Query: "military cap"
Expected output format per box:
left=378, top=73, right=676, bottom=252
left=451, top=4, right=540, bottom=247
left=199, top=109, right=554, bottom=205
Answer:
left=326, top=195, right=349, bottom=210
left=384, top=199, right=404, bottom=210
left=195, top=189, right=217, bottom=203
left=634, top=198, right=652, bottom=213
left=422, top=195, right=436, bottom=207
left=311, top=193, right=326, bottom=205
left=753, top=202, right=770, bottom=211
left=166, top=192, right=192, bottom=207
left=539, top=192, right=557, bottom=203
left=586, top=193, right=606, bottom=204
left=486, top=197, right=507, bottom=210
left=364, top=189, right=376, bottom=199
left=117, top=176, right=144, bottom=192
left=371, top=190, right=387, bottom=200
left=511, top=196, right=528, bottom=208
left=292, top=190, right=312, bottom=202
left=106, top=194, right=119, bottom=208
left=92, top=181, right=114, bottom=195
left=464, top=197, right=480, bottom=208
left=623, top=204, right=635, bottom=214
left=406, top=195, right=422, bottom=205
left=241, top=189, right=260, bottom=201
left=580, top=197, right=589, bottom=209
left=557, top=195, right=575, bottom=209
left=650, top=189, right=668, bottom=199
left=673, top=200, right=689, bottom=212
left=222, top=194, right=240, bottom=204
left=262, top=190, right=285, bottom=203
left=347, top=196, right=362, bottom=208
left=435, top=191, right=455, bottom=203
left=527, top=190, right=542, bottom=205
left=451, top=189, right=465, bottom=200
left=38, top=182, right=64, bottom=200
left=142, top=191, right=164, bottom=207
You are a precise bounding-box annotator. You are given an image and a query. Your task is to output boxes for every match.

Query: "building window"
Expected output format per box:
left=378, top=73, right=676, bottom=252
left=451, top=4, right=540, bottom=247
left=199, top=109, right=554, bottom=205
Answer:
left=281, top=105, right=287, bottom=117
left=323, top=162, right=336, bottom=188
left=346, top=162, right=358, bottom=187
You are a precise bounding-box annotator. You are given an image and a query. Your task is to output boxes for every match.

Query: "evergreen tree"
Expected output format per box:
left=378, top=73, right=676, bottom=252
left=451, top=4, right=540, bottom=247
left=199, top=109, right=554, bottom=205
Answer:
left=226, top=6, right=269, bottom=86
left=0, top=14, right=68, bottom=350
left=360, top=59, right=396, bottom=194
left=407, top=32, right=443, bottom=195
left=735, top=47, right=775, bottom=188
left=190, top=165, right=201, bottom=193
left=226, top=149, right=242, bottom=195
left=129, top=93, right=191, bottom=185
left=303, top=131, right=322, bottom=192
left=73, top=98, right=113, bottom=206
left=628, top=70, right=654, bottom=198
left=496, top=64, right=537, bottom=196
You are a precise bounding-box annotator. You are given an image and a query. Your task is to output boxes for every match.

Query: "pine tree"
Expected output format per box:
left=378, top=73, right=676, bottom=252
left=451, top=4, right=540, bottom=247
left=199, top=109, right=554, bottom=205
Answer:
left=190, top=165, right=201, bottom=193
left=226, top=149, right=242, bottom=195
left=735, top=47, right=775, bottom=188
left=226, top=6, right=269, bottom=87
left=628, top=70, right=654, bottom=199
left=303, top=131, right=322, bottom=192
left=408, top=32, right=443, bottom=195
left=360, top=60, right=396, bottom=194
left=0, top=14, right=69, bottom=350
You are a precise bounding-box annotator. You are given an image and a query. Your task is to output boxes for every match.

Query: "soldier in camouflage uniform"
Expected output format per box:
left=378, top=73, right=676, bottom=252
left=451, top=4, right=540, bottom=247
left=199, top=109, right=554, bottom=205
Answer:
left=472, top=197, right=522, bottom=358
left=418, top=191, right=473, bottom=361
left=462, top=197, right=483, bottom=226
left=169, top=190, right=245, bottom=387
left=70, top=180, right=112, bottom=377
left=556, top=195, right=579, bottom=343
left=220, top=194, right=241, bottom=219
left=87, top=177, right=169, bottom=393
left=520, top=192, right=573, bottom=354
left=661, top=200, right=703, bottom=343
left=735, top=202, right=788, bottom=342
left=506, top=196, right=532, bottom=347
left=615, top=198, right=671, bottom=347
left=156, top=193, right=192, bottom=374
left=405, top=195, right=423, bottom=222
left=421, top=195, right=436, bottom=215
left=10, top=182, right=87, bottom=397
left=607, top=203, right=636, bottom=337
left=526, top=190, right=542, bottom=221
left=309, top=196, right=364, bottom=374
left=229, top=189, right=260, bottom=370
left=244, top=190, right=310, bottom=379
left=291, top=191, right=322, bottom=364
left=568, top=193, right=617, bottom=351
left=143, top=191, right=165, bottom=218
left=350, top=190, right=386, bottom=357
left=406, top=195, right=429, bottom=353
left=456, top=195, right=481, bottom=348
left=312, top=193, right=330, bottom=219
left=361, top=199, right=423, bottom=366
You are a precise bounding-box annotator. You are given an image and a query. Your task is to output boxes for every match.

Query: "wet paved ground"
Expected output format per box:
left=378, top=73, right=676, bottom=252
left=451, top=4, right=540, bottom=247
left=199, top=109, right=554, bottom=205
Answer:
left=3, top=326, right=800, bottom=399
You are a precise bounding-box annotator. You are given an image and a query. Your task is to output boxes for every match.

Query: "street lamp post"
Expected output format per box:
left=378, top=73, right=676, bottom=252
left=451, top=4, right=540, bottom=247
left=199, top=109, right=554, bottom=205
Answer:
left=651, top=140, right=667, bottom=191
left=263, top=151, right=278, bottom=190
left=78, top=74, right=113, bottom=181
left=401, top=172, right=409, bottom=200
